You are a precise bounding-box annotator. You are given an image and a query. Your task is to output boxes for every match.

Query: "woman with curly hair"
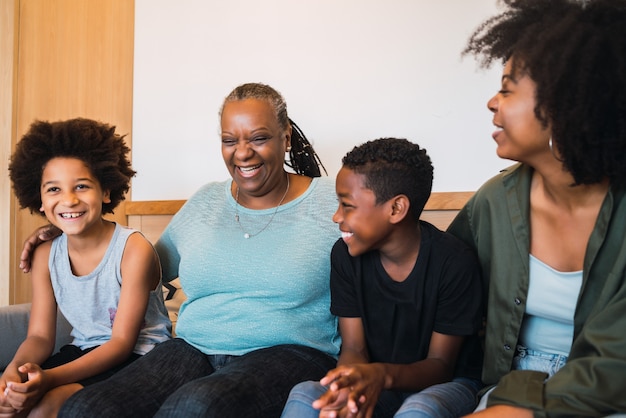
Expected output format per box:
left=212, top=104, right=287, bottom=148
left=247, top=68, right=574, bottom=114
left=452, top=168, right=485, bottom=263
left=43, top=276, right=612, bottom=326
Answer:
left=1, top=118, right=171, bottom=417
left=448, top=0, right=626, bottom=416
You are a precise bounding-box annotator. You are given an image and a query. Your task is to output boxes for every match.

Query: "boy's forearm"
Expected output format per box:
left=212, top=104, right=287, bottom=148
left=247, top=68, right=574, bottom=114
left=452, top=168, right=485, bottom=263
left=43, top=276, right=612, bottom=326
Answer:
left=8, top=336, right=54, bottom=371
left=380, top=357, right=454, bottom=392
left=336, top=347, right=369, bottom=367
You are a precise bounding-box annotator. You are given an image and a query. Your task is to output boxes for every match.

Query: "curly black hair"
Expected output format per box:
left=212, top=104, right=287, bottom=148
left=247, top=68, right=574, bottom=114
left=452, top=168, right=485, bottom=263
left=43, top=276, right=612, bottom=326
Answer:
left=220, top=82, right=327, bottom=177
left=342, top=138, right=433, bottom=221
left=9, top=118, right=136, bottom=216
left=464, top=0, right=626, bottom=188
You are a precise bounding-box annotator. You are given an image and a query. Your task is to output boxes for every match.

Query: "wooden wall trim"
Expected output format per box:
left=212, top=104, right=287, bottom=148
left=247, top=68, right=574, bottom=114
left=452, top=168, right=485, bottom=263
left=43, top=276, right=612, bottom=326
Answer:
left=0, top=0, right=19, bottom=306
left=125, top=200, right=186, bottom=216
left=124, top=192, right=474, bottom=216
left=424, top=191, right=474, bottom=210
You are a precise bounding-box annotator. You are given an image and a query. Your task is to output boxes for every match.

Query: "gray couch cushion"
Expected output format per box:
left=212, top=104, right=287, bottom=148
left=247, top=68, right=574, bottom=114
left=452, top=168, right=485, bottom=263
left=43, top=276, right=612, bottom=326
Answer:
left=0, top=303, right=72, bottom=370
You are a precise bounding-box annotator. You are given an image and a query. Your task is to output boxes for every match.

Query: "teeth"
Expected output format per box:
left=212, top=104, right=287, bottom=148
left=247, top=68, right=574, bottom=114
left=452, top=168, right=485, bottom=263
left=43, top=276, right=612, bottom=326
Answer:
left=239, top=164, right=261, bottom=172
left=341, top=231, right=353, bottom=239
left=60, top=212, right=83, bottom=219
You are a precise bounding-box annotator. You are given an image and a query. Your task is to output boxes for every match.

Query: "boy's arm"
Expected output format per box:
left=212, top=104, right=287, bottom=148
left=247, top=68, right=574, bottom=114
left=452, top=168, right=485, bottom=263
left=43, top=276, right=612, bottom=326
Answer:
left=335, top=317, right=369, bottom=366
left=318, top=330, right=465, bottom=418
left=378, top=331, right=463, bottom=391
left=2, top=242, right=58, bottom=411
left=11, top=233, right=159, bottom=392
left=314, top=317, right=369, bottom=416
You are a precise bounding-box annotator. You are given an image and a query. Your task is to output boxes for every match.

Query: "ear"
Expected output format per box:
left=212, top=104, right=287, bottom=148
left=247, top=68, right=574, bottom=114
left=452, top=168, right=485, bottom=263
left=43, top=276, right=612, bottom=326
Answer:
left=102, top=190, right=112, bottom=204
left=389, top=195, right=410, bottom=224
left=284, top=124, right=293, bottom=151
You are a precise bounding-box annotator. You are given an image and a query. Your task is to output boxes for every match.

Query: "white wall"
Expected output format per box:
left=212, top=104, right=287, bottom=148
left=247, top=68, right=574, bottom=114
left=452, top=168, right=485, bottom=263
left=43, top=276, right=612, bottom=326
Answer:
left=132, top=0, right=508, bottom=201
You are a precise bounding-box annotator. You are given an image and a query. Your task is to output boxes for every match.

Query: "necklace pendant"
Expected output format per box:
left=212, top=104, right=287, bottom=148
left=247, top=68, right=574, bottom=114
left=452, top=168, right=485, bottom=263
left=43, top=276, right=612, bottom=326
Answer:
left=244, top=233, right=250, bottom=239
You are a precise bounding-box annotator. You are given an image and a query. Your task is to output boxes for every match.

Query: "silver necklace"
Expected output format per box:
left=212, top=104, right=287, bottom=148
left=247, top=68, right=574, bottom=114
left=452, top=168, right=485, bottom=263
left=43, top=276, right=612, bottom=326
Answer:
left=234, top=175, right=290, bottom=239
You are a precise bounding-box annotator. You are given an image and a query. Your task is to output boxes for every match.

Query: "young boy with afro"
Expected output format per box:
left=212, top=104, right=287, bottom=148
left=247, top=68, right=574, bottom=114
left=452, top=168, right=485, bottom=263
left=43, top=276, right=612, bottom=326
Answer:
left=1, top=118, right=171, bottom=417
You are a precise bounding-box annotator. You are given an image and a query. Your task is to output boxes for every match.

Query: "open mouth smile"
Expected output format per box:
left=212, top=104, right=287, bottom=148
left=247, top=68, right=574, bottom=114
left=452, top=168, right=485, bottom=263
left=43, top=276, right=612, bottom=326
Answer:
left=59, top=212, right=85, bottom=219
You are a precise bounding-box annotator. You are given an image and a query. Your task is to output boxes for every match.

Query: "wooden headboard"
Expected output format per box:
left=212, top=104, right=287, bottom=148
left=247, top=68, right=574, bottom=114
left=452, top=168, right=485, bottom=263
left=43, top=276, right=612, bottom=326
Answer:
left=125, top=191, right=473, bottom=244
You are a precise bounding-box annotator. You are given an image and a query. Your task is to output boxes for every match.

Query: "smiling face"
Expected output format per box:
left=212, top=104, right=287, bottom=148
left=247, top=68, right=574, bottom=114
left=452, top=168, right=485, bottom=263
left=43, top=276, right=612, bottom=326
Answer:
left=333, top=166, right=394, bottom=257
left=40, top=157, right=111, bottom=236
left=221, top=98, right=291, bottom=203
left=487, top=59, right=552, bottom=164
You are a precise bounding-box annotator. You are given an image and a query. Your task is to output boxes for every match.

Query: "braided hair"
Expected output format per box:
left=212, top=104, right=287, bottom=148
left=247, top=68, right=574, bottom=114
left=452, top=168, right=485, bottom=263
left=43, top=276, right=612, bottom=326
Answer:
left=221, top=83, right=327, bottom=178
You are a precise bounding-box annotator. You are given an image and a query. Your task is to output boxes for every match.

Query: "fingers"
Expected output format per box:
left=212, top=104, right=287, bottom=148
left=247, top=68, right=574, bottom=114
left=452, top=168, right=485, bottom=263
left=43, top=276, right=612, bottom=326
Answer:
left=19, top=239, right=37, bottom=273
left=19, top=224, right=60, bottom=273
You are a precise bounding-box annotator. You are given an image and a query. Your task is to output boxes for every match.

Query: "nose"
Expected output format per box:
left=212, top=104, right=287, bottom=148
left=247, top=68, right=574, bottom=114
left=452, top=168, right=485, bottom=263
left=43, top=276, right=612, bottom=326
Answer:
left=332, top=206, right=342, bottom=224
left=62, top=190, right=79, bottom=206
left=234, top=141, right=254, bottom=160
left=487, top=94, right=498, bottom=113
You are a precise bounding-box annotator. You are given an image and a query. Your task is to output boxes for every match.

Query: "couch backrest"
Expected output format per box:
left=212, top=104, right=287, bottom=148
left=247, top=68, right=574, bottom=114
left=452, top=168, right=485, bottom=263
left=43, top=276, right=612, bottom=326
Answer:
left=125, top=191, right=474, bottom=244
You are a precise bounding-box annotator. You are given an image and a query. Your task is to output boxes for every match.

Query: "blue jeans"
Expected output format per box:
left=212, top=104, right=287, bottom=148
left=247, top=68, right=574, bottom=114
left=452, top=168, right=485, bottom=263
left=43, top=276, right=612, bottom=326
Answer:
left=512, top=345, right=567, bottom=377
left=281, top=377, right=483, bottom=418
left=474, top=345, right=567, bottom=412
left=58, top=338, right=336, bottom=418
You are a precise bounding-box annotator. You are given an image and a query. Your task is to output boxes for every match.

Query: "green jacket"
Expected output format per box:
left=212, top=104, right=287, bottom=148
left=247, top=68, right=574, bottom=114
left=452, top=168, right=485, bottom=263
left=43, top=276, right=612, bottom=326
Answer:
left=448, top=163, right=626, bottom=417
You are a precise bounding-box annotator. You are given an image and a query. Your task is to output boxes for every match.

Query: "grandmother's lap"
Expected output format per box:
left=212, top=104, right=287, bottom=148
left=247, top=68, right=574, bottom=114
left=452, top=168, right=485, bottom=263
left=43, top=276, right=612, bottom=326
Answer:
left=59, top=339, right=335, bottom=418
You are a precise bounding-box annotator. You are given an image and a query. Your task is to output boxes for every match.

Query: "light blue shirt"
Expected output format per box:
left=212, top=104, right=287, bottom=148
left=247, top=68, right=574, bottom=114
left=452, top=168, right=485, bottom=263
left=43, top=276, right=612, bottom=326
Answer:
left=50, top=223, right=172, bottom=355
left=155, top=177, right=341, bottom=357
left=519, top=254, right=583, bottom=356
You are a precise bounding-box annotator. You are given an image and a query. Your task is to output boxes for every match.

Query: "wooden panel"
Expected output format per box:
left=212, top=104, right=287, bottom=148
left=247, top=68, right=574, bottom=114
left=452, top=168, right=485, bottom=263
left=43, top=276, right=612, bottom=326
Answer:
left=0, top=0, right=18, bottom=306
left=126, top=200, right=186, bottom=216
left=124, top=192, right=473, bottom=216
left=424, top=191, right=474, bottom=210
left=128, top=214, right=173, bottom=244
left=122, top=191, right=474, bottom=244
left=11, top=0, right=135, bottom=304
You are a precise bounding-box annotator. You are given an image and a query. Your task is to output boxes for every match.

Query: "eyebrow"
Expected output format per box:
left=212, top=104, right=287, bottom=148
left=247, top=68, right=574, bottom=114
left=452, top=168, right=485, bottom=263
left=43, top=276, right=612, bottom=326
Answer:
left=41, top=178, right=95, bottom=187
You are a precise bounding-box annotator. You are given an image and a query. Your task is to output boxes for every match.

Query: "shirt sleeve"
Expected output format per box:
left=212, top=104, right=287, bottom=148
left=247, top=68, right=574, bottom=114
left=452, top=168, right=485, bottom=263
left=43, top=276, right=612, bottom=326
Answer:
left=154, top=211, right=182, bottom=283
left=330, top=239, right=361, bottom=318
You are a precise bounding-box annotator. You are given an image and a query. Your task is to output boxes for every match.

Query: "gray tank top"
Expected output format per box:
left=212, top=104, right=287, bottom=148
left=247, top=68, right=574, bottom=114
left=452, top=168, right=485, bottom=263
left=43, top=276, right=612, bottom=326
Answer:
left=49, top=223, right=171, bottom=355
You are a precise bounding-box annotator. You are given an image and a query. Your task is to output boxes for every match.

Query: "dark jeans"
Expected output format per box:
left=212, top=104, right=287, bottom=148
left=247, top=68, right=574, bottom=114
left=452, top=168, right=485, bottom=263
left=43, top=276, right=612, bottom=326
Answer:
left=58, top=338, right=336, bottom=418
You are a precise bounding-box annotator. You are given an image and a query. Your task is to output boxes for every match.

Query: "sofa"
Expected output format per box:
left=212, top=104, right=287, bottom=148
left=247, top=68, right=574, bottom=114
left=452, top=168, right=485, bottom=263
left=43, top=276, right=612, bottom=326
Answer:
left=1, top=193, right=467, bottom=372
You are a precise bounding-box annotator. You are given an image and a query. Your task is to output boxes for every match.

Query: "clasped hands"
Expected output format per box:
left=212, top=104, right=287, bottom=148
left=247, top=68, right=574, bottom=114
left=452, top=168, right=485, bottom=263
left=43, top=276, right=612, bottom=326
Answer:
left=313, top=363, right=386, bottom=418
left=0, top=363, right=49, bottom=417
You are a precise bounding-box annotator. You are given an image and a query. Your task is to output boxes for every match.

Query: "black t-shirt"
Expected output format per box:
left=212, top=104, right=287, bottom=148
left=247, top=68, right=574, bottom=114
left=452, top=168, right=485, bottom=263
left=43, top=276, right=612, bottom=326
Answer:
left=330, top=221, right=483, bottom=378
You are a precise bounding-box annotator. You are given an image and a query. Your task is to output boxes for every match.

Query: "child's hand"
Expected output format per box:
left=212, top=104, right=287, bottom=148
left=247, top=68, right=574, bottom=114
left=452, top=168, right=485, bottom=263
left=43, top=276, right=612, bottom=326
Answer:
left=0, top=385, right=17, bottom=417
left=314, top=363, right=386, bottom=418
left=313, top=386, right=351, bottom=417
left=3, top=363, right=48, bottom=413
left=0, top=370, right=23, bottom=417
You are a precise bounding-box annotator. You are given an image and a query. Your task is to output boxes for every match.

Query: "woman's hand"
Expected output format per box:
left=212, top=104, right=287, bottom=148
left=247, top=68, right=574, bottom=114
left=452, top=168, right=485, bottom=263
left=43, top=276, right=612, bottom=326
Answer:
left=19, top=225, right=61, bottom=273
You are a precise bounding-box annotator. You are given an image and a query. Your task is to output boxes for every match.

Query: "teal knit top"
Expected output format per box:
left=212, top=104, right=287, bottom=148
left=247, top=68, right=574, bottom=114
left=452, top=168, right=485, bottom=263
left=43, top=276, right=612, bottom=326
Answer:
left=155, top=177, right=341, bottom=357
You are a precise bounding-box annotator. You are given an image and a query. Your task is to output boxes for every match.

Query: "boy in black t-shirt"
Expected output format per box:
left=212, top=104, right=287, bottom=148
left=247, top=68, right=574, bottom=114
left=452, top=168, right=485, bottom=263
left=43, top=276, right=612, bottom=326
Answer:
left=281, top=138, right=483, bottom=418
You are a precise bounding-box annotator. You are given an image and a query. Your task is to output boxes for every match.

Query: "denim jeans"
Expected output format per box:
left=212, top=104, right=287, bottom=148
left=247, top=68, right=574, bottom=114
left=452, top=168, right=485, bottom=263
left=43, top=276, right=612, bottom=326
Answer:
left=281, top=377, right=483, bottom=418
left=474, top=345, right=567, bottom=412
left=58, top=338, right=336, bottom=418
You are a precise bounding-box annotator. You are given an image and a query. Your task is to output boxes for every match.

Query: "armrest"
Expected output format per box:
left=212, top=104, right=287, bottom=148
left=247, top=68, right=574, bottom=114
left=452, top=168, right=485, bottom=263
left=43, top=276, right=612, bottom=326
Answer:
left=0, top=303, right=72, bottom=370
